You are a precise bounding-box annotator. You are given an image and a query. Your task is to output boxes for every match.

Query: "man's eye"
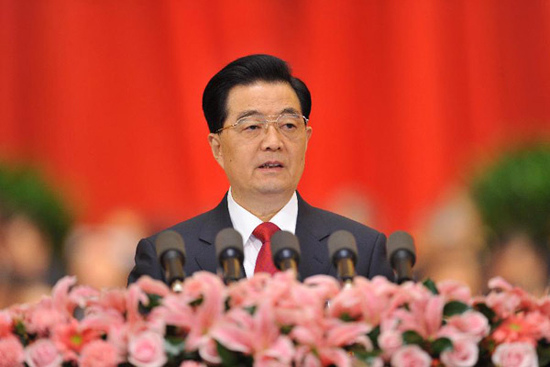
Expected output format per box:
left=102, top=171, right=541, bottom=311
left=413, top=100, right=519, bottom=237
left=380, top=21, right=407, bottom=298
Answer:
left=241, top=122, right=262, bottom=131
left=280, top=123, right=298, bottom=131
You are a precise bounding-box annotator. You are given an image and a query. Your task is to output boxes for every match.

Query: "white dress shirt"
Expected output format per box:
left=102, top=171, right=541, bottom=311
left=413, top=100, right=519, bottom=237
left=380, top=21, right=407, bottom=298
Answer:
left=227, top=188, right=298, bottom=278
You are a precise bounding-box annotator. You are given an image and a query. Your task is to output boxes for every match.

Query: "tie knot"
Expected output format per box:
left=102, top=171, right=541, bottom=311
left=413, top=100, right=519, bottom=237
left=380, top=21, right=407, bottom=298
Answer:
left=252, top=222, right=280, bottom=244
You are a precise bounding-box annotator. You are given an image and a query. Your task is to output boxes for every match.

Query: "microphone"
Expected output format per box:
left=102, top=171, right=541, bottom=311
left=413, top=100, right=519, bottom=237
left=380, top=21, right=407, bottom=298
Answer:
left=155, top=230, right=186, bottom=292
left=387, top=231, right=416, bottom=284
left=215, top=228, right=245, bottom=284
left=270, top=230, right=301, bottom=276
left=328, top=230, right=358, bottom=284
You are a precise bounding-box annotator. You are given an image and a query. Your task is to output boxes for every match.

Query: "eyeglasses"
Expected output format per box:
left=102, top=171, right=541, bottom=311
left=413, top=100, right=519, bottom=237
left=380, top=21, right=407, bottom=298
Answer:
left=216, top=113, right=309, bottom=140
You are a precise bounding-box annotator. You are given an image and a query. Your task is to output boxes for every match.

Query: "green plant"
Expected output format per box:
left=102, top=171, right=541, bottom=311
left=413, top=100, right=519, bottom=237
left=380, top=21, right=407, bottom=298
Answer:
left=470, top=142, right=550, bottom=246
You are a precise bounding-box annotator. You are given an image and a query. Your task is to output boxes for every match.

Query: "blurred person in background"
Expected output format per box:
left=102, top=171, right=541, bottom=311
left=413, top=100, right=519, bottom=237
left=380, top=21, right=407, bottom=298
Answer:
left=415, top=189, right=485, bottom=294
left=0, top=163, right=72, bottom=308
left=65, top=209, right=148, bottom=289
left=485, top=233, right=548, bottom=296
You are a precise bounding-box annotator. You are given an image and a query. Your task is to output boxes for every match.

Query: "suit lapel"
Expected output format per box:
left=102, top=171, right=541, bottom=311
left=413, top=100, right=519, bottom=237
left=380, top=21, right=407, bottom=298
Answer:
left=194, top=194, right=233, bottom=272
left=295, top=193, right=333, bottom=277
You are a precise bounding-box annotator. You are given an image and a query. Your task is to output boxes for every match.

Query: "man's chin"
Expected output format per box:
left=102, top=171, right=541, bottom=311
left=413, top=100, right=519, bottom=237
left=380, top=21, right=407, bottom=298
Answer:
left=254, top=184, right=294, bottom=197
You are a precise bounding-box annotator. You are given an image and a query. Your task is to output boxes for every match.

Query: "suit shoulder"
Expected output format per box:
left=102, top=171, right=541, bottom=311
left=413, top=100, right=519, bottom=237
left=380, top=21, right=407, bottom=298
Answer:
left=304, top=203, right=384, bottom=241
left=145, top=201, right=227, bottom=243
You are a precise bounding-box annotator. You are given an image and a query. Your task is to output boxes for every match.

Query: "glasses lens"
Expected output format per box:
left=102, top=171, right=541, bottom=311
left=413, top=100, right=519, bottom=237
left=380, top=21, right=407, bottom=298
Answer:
left=237, top=117, right=264, bottom=138
left=235, top=114, right=305, bottom=139
left=276, top=114, right=303, bottom=138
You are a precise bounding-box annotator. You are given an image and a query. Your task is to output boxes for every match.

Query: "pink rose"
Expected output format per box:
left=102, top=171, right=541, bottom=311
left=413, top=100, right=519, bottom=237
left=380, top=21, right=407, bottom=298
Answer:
left=25, top=339, right=62, bottom=367
left=79, top=339, right=119, bottom=367
left=492, top=342, right=538, bottom=367
left=128, top=330, right=167, bottom=367
left=25, top=305, right=67, bottom=337
left=390, top=345, right=431, bottom=367
left=446, top=311, right=490, bottom=342
left=378, top=330, right=403, bottom=357
left=0, top=335, right=25, bottom=367
left=440, top=337, right=478, bottom=367
left=484, top=292, right=521, bottom=319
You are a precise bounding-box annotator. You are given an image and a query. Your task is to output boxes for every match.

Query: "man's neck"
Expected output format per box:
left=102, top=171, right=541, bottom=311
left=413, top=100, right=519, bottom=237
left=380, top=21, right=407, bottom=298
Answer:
left=230, top=190, right=294, bottom=222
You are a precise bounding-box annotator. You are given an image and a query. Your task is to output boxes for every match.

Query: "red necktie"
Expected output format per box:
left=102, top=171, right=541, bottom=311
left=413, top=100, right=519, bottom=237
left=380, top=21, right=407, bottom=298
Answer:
left=253, top=222, right=281, bottom=275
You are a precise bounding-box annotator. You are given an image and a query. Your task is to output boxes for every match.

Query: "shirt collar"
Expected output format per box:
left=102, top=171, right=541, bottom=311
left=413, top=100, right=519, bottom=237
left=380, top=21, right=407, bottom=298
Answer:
left=227, top=188, right=298, bottom=241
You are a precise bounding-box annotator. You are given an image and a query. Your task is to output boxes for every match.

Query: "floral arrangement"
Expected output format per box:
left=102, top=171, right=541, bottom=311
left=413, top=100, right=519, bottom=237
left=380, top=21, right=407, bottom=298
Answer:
left=1, top=271, right=550, bottom=367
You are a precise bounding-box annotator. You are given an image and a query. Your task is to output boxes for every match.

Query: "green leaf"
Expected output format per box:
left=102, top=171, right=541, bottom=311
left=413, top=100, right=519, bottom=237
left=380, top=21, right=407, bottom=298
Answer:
left=339, top=312, right=356, bottom=322
left=244, top=305, right=257, bottom=315
left=164, top=336, right=185, bottom=358
left=189, top=297, right=204, bottom=308
left=473, top=303, right=497, bottom=324
left=537, top=342, right=550, bottom=367
left=402, top=330, right=424, bottom=346
left=14, top=320, right=33, bottom=346
left=368, top=326, right=381, bottom=349
left=443, top=301, right=470, bottom=317
left=423, top=279, right=439, bottom=295
left=216, top=341, right=240, bottom=366
left=432, top=337, right=453, bottom=355
left=216, top=341, right=253, bottom=367
left=14, top=320, right=26, bottom=338
left=280, top=324, right=293, bottom=335
left=147, top=294, right=162, bottom=308
left=352, top=349, right=382, bottom=364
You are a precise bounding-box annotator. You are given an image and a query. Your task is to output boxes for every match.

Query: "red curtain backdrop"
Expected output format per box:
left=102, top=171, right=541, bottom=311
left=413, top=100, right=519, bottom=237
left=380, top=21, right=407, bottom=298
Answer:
left=2, top=1, right=550, bottom=235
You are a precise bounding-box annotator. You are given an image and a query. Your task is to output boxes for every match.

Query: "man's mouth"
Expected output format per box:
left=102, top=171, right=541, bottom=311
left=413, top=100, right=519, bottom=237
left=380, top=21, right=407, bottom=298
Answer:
left=258, top=161, right=283, bottom=169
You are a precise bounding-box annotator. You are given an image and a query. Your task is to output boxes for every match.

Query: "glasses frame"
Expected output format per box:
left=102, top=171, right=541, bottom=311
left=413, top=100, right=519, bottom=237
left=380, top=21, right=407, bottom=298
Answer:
left=216, top=113, right=309, bottom=136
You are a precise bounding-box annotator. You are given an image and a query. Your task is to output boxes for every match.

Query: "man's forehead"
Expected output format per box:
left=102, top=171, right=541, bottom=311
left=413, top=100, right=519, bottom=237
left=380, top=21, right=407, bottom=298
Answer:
left=225, top=81, right=301, bottom=116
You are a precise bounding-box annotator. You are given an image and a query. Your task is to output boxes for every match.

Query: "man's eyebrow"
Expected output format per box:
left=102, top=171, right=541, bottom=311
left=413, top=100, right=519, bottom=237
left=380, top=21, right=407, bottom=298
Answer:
left=280, top=107, right=300, bottom=115
left=236, top=107, right=301, bottom=120
left=236, top=110, right=261, bottom=120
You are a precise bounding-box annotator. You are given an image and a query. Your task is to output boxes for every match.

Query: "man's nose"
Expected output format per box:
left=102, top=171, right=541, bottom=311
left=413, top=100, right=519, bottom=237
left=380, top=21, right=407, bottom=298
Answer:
left=260, top=122, right=283, bottom=150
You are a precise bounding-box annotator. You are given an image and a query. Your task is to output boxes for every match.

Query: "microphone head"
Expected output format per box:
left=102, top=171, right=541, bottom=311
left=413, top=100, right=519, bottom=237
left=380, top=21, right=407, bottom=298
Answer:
left=215, top=228, right=244, bottom=261
left=271, top=230, right=301, bottom=262
left=328, top=230, right=358, bottom=264
left=155, top=230, right=186, bottom=266
left=387, top=231, right=416, bottom=265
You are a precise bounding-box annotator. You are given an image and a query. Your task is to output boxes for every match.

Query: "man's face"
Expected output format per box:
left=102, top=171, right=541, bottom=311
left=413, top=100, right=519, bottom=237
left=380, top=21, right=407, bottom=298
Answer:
left=208, top=81, right=312, bottom=204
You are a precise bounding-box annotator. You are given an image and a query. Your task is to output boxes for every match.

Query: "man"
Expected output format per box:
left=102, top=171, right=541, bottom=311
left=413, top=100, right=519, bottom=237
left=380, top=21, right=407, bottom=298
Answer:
left=128, top=54, right=394, bottom=283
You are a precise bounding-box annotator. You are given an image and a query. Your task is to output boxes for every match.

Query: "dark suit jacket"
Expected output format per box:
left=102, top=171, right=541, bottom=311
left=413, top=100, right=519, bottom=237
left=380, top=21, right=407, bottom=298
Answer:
left=127, top=193, right=395, bottom=284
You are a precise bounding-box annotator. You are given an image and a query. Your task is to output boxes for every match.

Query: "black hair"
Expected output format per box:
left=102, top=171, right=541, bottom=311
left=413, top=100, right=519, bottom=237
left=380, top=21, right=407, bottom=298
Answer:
left=202, top=54, right=311, bottom=133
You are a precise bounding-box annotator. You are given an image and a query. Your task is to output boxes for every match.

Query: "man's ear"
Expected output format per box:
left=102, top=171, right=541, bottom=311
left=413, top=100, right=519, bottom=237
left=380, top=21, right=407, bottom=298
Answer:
left=208, top=133, right=224, bottom=168
left=305, top=126, right=312, bottom=147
